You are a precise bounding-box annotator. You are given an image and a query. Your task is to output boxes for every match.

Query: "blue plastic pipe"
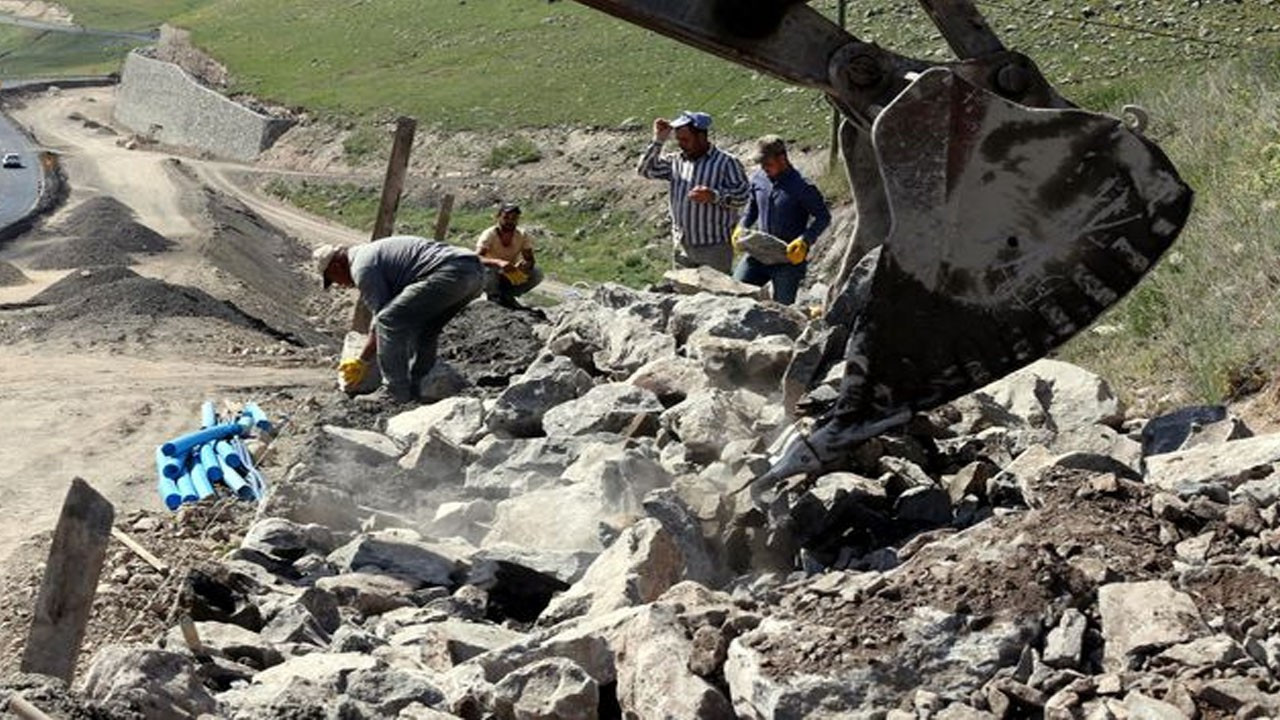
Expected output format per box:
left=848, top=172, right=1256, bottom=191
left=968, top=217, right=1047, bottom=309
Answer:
left=233, top=437, right=265, bottom=500
left=221, top=465, right=255, bottom=501
left=214, top=439, right=246, bottom=471
left=176, top=468, right=197, bottom=504
left=201, top=401, right=217, bottom=429
left=190, top=454, right=215, bottom=499
left=156, top=474, right=180, bottom=511
left=154, top=446, right=183, bottom=480
left=243, top=402, right=272, bottom=433
left=161, top=421, right=245, bottom=458
left=199, top=443, right=224, bottom=483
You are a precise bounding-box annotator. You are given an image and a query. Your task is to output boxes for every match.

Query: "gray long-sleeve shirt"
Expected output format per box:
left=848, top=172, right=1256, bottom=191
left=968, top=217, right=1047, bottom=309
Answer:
left=638, top=142, right=750, bottom=248
left=349, top=235, right=474, bottom=314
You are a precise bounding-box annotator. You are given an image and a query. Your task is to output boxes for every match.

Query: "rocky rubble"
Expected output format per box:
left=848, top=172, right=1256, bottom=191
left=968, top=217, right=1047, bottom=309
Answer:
left=12, top=281, right=1280, bottom=719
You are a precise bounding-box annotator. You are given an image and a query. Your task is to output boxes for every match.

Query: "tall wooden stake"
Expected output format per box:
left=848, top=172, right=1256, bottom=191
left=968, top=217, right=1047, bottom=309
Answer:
left=433, top=194, right=455, bottom=243
left=352, top=116, right=418, bottom=333
left=828, top=0, right=848, bottom=169
left=21, top=478, right=114, bottom=683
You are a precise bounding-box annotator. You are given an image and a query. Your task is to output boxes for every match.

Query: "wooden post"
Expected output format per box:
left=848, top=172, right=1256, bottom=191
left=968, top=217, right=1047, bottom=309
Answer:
left=20, top=478, right=114, bottom=683
left=352, top=116, right=419, bottom=333
left=433, top=194, right=455, bottom=243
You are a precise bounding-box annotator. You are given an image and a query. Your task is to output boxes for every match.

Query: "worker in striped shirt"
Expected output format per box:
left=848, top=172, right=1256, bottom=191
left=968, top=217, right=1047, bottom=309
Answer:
left=638, top=111, right=750, bottom=274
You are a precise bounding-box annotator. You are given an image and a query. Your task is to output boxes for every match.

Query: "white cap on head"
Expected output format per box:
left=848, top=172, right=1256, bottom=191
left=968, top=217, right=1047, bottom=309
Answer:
left=313, top=244, right=340, bottom=288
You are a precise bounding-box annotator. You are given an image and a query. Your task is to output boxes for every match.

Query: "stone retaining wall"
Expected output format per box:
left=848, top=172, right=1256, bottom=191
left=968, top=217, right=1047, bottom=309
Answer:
left=114, top=51, right=292, bottom=162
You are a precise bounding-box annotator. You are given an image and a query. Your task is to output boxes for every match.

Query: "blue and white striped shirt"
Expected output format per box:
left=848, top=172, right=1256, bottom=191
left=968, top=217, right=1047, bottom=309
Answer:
left=639, top=142, right=750, bottom=248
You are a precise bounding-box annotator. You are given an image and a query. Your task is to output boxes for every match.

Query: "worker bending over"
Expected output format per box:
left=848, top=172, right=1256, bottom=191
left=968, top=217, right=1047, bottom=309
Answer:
left=315, top=235, right=484, bottom=404
left=475, top=202, right=542, bottom=308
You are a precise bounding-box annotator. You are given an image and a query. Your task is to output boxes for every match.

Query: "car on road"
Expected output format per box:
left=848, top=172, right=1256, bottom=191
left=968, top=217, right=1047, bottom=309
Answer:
left=2, top=153, right=21, bottom=168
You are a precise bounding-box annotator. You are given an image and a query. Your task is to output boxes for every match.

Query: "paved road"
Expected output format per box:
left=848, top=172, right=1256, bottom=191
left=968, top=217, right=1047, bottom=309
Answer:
left=0, top=112, right=39, bottom=231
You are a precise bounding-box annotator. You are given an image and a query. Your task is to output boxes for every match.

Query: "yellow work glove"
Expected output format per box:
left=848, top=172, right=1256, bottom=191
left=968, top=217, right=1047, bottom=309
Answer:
left=731, top=225, right=746, bottom=251
left=503, top=267, right=529, bottom=286
left=338, top=358, right=367, bottom=388
left=786, top=237, right=809, bottom=265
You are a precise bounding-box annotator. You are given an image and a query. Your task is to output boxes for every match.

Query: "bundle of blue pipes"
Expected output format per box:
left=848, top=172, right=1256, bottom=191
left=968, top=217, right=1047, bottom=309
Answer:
left=153, top=401, right=273, bottom=511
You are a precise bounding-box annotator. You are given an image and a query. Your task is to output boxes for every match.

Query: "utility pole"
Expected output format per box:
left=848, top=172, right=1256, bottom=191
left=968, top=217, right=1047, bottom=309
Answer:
left=828, top=0, right=848, bottom=168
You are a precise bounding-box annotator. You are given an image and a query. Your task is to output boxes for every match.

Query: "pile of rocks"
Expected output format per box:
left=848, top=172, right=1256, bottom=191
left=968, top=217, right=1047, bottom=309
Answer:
left=28, top=282, right=1280, bottom=718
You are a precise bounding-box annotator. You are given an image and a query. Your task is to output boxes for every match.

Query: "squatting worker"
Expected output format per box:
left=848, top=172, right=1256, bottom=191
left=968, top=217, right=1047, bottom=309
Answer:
left=475, top=202, right=542, bottom=309
left=638, top=110, right=750, bottom=274
left=733, top=135, right=831, bottom=305
left=314, top=235, right=484, bottom=404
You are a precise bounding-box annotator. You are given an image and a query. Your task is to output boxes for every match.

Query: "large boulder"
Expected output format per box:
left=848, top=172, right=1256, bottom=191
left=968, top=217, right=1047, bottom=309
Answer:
left=492, top=657, right=599, bottom=720
left=320, top=425, right=402, bottom=466
left=1144, top=432, right=1280, bottom=500
left=662, top=266, right=770, bottom=299
left=163, top=621, right=283, bottom=669
left=614, top=604, right=736, bottom=719
left=315, top=572, right=418, bottom=616
left=386, top=396, right=487, bottom=446
left=1098, top=580, right=1206, bottom=671
left=942, top=360, right=1124, bottom=450
left=541, top=384, right=664, bottom=437
left=660, top=389, right=770, bottom=464
left=240, top=518, right=338, bottom=562
left=687, top=333, right=794, bottom=394
left=540, top=518, right=685, bottom=625
left=667, top=293, right=807, bottom=345
left=627, top=356, right=713, bottom=407
left=591, top=311, right=677, bottom=380
left=488, top=354, right=594, bottom=438
left=398, top=428, right=477, bottom=483
left=328, top=532, right=464, bottom=589
left=82, top=645, right=218, bottom=720
left=465, top=436, right=625, bottom=499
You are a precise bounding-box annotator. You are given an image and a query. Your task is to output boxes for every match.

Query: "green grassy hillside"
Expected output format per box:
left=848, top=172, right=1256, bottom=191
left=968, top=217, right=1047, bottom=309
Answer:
left=40, top=0, right=1276, bottom=142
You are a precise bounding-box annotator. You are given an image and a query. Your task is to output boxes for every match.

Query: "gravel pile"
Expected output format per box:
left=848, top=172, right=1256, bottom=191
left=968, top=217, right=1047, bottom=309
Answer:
left=28, top=197, right=174, bottom=270
left=439, top=300, right=545, bottom=388
left=0, top=261, right=28, bottom=287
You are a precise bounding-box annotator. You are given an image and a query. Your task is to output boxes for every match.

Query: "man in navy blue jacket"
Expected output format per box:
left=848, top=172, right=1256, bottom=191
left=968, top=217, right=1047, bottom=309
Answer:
left=732, top=135, right=831, bottom=305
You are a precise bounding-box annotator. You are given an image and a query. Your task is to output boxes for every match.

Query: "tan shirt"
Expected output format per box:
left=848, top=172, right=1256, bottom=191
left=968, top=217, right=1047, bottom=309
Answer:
left=475, top=226, right=534, bottom=263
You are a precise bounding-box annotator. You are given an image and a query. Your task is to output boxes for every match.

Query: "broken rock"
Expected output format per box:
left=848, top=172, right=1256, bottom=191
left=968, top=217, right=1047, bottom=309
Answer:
left=328, top=533, right=463, bottom=589
left=1098, top=580, right=1206, bottom=671
left=492, top=656, right=599, bottom=720
left=541, top=383, right=663, bottom=437
left=82, top=645, right=218, bottom=720
left=487, top=354, right=594, bottom=438
left=540, top=518, right=685, bottom=625
left=386, top=396, right=487, bottom=446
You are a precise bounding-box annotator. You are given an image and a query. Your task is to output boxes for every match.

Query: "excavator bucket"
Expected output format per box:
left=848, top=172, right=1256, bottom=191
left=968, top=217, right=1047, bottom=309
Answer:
left=757, top=68, right=1193, bottom=484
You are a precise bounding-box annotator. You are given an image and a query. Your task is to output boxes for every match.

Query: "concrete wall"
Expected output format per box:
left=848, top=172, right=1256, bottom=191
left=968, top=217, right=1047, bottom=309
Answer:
left=114, top=52, right=293, bottom=162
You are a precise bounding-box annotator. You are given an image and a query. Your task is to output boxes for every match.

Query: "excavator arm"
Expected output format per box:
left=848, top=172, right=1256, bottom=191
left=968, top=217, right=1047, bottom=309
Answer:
left=572, top=0, right=1193, bottom=485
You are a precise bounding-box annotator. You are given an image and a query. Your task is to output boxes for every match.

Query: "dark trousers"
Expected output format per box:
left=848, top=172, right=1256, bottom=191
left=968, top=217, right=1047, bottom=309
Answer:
left=733, top=256, right=807, bottom=305
left=375, top=256, right=484, bottom=400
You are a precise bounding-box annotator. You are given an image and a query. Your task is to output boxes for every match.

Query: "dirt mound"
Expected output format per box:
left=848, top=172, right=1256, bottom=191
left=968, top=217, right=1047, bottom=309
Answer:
left=439, top=300, right=545, bottom=387
left=0, top=261, right=28, bottom=287
left=56, top=197, right=174, bottom=254
left=29, top=265, right=306, bottom=346
left=26, top=236, right=134, bottom=270
left=25, top=197, right=175, bottom=271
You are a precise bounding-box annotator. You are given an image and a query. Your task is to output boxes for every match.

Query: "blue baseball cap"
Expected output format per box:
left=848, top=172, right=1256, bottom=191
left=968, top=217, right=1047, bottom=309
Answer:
left=670, top=111, right=712, bottom=131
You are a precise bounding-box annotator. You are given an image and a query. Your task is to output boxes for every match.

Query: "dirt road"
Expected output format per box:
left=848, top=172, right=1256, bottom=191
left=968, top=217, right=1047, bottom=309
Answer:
left=0, top=88, right=356, bottom=563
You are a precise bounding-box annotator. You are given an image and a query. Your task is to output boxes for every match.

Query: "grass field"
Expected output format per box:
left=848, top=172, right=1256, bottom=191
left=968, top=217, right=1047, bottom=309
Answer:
left=39, top=0, right=1275, bottom=143
left=0, top=25, right=133, bottom=78
left=264, top=179, right=669, bottom=289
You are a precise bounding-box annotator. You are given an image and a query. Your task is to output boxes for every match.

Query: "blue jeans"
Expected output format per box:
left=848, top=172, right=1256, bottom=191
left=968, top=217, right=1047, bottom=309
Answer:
left=733, top=256, right=807, bottom=305
left=484, top=265, right=544, bottom=302
left=376, top=256, right=484, bottom=400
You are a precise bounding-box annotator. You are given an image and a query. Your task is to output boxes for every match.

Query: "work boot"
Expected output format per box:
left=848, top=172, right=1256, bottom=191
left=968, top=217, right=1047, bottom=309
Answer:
left=354, top=385, right=414, bottom=407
